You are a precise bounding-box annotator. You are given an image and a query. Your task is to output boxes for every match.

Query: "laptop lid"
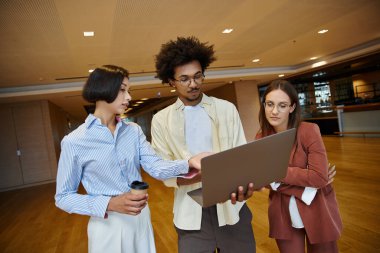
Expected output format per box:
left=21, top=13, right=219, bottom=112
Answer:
left=187, top=128, right=296, bottom=207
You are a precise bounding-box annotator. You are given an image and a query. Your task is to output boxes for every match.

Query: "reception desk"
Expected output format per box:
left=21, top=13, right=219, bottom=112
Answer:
left=336, top=103, right=380, bottom=137
left=302, top=103, right=380, bottom=136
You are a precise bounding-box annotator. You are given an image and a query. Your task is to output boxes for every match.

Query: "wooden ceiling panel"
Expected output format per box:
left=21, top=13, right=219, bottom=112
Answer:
left=0, top=0, right=379, bottom=120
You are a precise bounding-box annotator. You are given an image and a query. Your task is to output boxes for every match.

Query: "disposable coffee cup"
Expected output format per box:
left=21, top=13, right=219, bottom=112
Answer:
left=130, top=180, right=149, bottom=195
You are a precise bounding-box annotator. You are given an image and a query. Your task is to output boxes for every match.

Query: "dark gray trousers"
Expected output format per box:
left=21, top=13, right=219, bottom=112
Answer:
left=175, top=204, right=256, bottom=253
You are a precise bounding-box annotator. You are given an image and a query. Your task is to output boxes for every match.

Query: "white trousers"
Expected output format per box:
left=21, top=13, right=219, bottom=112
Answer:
left=88, top=205, right=156, bottom=253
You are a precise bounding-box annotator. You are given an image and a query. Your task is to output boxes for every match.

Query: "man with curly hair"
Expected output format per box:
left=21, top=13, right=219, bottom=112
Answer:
left=151, top=36, right=256, bottom=253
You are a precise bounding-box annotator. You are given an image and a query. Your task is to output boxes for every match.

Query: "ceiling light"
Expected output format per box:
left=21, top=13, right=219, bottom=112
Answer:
left=88, top=69, right=94, bottom=73
left=83, top=31, right=94, bottom=37
left=318, top=29, right=328, bottom=34
left=222, top=28, right=233, bottom=34
left=141, top=98, right=149, bottom=100
left=312, top=61, right=327, bottom=68
left=278, top=74, right=285, bottom=77
left=136, top=101, right=144, bottom=104
left=132, top=104, right=139, bottom=106
left=310, top=57, right=317, bottom=60
left=252, top=59, right=260, bottom=63
left=170, top=89, right=176, bottom=93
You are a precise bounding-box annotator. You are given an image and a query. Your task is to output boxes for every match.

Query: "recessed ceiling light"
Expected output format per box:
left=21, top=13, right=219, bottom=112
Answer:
left=83, top=31, right=94, bottom=37
left=252, top=59, right=260, bottom=63
left=141, top=98, right=149, bottom=100
left=318, top=29, right=328, bottom=34
left=278, top=74, right=285, bottom=77
left=222, top=28, right=233, bottom=34
left=312, top=61, right=327, bottom=68
left=170, top=89, right=176, bottom=93
left=89, top=69, right=94, bottom=73
left=310, top=57, right=317, bottom=60
left=136, top=101, right=144, bottom=104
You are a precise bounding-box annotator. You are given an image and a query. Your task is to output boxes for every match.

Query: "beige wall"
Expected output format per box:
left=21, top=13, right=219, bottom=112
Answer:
left=234, top=80, right=261, bottom=142
left=206, top=83, right=237, bottom=107
left=206, top=81, right=261, bottom=141
left=47, top=101, right=73, bottom=177
left=0, top=100, right=64, bottom=190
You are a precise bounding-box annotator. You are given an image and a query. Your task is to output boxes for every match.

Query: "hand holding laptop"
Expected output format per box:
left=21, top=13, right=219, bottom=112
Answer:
left=187, top=128, right=296, bottom=207
left=185, top=154, right=256, bottom=203
left=187, top=152, right=214, bottom=171
left=178, top=152, right=213, bottom=185
left=230, top=183, right=255, bottom=204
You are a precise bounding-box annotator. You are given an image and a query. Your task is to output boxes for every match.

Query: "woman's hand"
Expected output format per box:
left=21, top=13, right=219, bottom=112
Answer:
left=107, top=192, right=148, bottom=215
left=188, top=152, right=214, bottom=171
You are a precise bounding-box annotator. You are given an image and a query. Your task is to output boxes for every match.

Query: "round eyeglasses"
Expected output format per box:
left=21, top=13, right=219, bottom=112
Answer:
left=263, top=101, right=292, bottom=113
left=172, top=73, right=205, bottom=86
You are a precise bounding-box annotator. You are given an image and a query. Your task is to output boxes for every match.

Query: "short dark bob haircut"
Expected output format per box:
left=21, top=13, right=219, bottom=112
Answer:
left=82, top=65, right=129, bottom=103
left=258, top=79, right=301, bottom=137
left=155, top=36, right=216, bottom=84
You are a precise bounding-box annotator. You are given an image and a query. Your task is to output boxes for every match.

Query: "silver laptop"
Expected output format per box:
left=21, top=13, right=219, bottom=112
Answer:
left=187, top=128, right=296, bottom=207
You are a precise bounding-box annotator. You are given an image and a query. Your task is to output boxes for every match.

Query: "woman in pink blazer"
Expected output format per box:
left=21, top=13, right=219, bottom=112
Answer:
left=256, top=80, right=342, bottom=253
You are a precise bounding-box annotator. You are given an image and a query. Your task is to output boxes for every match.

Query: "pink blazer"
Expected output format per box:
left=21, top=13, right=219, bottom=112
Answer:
left=257, top=122, right=342, bottom=244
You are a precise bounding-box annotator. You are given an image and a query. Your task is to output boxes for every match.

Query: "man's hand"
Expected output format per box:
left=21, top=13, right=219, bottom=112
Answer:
left=188, top=152, right=214, bottom=171
left=328, top=163, right=336, bottom=184
left=107, top=192, right=148, bottom=215
left=230, top=183, right=254, bottom=204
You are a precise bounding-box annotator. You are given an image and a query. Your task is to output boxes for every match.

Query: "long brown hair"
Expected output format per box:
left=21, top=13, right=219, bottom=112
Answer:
left=258, top=80, right=301, bottom=137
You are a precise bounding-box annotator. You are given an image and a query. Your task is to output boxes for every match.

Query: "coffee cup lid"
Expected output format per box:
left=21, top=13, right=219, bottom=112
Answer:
left=130, top=181, right=149, bottom=190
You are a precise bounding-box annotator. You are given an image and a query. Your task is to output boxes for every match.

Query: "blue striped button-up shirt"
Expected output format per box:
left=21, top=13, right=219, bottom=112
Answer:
left=55, top=114, right=188, bottom=218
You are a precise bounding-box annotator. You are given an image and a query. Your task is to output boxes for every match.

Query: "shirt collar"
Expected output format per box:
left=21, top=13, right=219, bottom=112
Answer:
left=85, top=114, right=123, bottom=130
left=85, top=114, right=100, bottom=128
left=174, top=93, right=213, bottom=111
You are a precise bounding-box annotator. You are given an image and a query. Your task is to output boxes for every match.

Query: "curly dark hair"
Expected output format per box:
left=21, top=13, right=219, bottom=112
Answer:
left=155, top=36, right=216, bottom=83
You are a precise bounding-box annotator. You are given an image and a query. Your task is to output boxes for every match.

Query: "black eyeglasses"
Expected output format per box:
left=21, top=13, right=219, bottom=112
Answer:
left=172, top=73, right=205, bottom=86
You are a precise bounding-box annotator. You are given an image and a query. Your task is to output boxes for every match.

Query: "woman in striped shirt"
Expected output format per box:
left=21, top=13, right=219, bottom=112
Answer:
left=55, top=65, right=207, bottom=253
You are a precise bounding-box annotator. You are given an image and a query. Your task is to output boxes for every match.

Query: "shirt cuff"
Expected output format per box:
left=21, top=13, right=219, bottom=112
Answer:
left=301, top=187, right=317, bottom=205
left=93, top=195, right=112, bottom=218
left=177, top=159, right=190, bottom=175
left=270, top=182, right=281, bottom=191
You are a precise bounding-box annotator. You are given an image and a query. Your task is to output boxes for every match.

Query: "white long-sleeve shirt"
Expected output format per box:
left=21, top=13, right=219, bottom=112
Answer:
left=151, top=94, right=247, bottom=230
left=270, top=182, right=317, bottom=228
